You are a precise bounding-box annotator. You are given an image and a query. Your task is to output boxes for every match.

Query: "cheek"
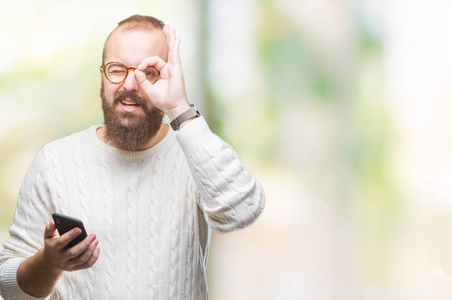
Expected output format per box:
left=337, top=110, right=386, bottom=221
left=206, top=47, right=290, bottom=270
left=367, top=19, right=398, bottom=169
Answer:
left=104, top=84, right=118, bottom=102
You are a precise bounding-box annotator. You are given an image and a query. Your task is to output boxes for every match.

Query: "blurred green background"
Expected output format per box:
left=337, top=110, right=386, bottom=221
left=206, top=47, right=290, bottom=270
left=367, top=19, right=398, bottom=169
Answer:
left=2, top=0, right=452, bottom=299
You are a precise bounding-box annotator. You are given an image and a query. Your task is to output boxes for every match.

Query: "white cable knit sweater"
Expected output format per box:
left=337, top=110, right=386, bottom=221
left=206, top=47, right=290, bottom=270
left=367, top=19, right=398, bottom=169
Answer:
left=0, top=117, right=265, bottom=300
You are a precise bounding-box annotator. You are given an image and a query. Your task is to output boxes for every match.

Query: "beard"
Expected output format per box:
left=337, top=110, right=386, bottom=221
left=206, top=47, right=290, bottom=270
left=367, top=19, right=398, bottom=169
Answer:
left=100, top=82, right=164, bottom=151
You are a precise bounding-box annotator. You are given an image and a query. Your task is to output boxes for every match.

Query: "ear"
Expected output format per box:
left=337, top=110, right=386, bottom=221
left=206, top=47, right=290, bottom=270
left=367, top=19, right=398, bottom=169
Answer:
left=99, top=66, right=104, bottom=79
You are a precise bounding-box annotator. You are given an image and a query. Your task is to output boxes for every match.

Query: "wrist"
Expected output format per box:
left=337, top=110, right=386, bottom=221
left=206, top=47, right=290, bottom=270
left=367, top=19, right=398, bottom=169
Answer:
left=165, top=102, right=191, bottom=121
left=17, top=250, right=62, bottom=298
left=169, top=104, right=201, bottom=131
left=38, top=249, right=62, bottom=276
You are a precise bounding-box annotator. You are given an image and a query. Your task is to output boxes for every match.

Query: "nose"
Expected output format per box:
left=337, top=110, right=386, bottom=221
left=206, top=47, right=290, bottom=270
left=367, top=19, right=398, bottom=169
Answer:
left=122, top=67, right=139, bottom=92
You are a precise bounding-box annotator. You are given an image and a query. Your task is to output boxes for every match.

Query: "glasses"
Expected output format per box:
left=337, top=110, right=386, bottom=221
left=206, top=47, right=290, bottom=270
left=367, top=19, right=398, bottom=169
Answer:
left=101, top=62, right=160, bottom=84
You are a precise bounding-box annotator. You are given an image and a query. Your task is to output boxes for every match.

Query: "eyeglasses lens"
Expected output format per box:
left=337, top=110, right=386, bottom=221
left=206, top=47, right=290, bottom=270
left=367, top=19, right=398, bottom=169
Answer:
left=105, top=63, right=127, bottom=83
left=105, top=63, right=159, bottom=84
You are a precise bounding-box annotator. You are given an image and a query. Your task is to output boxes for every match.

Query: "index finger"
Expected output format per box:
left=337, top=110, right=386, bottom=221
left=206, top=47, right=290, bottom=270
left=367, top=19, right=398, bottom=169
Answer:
left=136, top=56, right=166, bottom=73
left=56, top=227, right=82, bottom=249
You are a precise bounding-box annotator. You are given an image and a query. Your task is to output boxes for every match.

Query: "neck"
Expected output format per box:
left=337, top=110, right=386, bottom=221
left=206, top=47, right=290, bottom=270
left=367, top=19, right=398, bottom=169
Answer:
left=96, top=123, right=169, bottom=151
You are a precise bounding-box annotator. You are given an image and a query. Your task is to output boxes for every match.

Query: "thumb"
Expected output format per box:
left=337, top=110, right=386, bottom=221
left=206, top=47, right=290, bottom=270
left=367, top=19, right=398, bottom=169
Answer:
left=134, top=69, right=152, bottom=93
left=44, top=220, right=59, bottom=239
left=134, top=69, right=146, bottom=85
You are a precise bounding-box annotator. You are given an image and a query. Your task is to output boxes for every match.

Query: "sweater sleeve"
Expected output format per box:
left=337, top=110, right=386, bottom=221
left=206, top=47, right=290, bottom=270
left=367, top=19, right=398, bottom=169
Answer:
left=176, top=117, right=265, bottom=233
left=0, top=148, right=55, bottom=300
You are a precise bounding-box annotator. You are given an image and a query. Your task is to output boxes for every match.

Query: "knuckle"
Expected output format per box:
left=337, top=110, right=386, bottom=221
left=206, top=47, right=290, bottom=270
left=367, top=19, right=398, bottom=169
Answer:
left=67, top=249, right=78, bottom=257
left=60, top=263, right=71, bottom=271
left=76, top=256, right=88, bottom=265
left=90, top=243, right=98, bottom=252
left=85, top=259, right=94, bottom=268
left=55, top=240, right=65, bottom=249
left=87, top=256, right=98, bottom=267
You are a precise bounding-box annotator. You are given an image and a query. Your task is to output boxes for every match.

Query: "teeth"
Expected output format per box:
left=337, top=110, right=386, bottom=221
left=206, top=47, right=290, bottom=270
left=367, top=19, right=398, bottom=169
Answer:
left=121, top=100, right=139, bottom=106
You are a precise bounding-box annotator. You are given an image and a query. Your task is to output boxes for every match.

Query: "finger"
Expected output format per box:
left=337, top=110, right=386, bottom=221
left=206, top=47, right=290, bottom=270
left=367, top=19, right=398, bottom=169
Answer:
left=136, top=56, right=167, bottom=73
left=163, top=24, right=170, bottom=38
left=169, top=28, right=177, bottom=57
left=54, top=228, right=80, bottom=251
left=65, top=234, right=96, bottom=258
left=73, top=246, right=100, bottom=270
left=69, top=239, right=99, bottom=266
left=164, top=26, right=176, bottom=61
left=163, top=25, right=171, bottom=46
left=167, top=27, right=175, bottom=44
left=44, top=221, right=58, bottom=239
left=172, top=37, right=182, bottom=64
left=54, top=227, right=82, bottom=249
left=134, top=70, right=147, bottom=87
left=135, top=57, right=167, bottom=87
left=169, top=27, right=176, bottom=43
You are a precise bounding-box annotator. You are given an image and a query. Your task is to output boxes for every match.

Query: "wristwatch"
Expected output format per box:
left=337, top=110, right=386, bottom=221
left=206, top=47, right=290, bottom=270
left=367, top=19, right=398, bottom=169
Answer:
left=170, top=104, right=201, bottom=131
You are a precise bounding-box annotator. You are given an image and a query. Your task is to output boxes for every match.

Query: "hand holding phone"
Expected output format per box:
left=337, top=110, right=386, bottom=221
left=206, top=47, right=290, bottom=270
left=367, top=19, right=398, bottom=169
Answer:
left=52, top=213, right=88, bottom=248
left=40, top=213, right=99, bottom=272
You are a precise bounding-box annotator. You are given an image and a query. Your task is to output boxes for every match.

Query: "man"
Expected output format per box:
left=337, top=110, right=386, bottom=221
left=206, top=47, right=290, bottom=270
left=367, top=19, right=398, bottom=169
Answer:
left=0, top=15, right=265, bottom=299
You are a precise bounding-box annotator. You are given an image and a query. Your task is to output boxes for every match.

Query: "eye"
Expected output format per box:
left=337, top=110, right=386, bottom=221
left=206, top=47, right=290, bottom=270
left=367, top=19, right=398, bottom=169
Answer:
left=144, top=69, right=158, bottom=77
left=110, top=70, right=126, bottom=74
left=106, top=64, right=127, bottom=74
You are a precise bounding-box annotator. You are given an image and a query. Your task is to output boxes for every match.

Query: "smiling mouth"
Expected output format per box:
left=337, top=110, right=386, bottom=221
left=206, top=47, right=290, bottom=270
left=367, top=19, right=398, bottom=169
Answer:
left=120, top=99, right=140, bottom=108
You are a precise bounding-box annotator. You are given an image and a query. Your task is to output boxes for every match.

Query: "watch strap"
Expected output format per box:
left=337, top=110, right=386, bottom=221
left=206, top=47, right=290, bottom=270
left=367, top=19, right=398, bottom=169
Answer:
left=170, top=104, right=200, bottom=131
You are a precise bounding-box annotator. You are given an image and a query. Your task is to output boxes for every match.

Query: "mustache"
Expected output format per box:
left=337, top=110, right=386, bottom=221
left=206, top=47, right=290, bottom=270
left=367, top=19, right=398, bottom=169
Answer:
left=114, top=91, right=148, bottom=109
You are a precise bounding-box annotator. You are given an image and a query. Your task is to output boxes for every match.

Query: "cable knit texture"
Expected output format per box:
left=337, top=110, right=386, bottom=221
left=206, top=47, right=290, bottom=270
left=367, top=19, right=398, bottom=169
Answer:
left=0, top=117, right=265, bottom=300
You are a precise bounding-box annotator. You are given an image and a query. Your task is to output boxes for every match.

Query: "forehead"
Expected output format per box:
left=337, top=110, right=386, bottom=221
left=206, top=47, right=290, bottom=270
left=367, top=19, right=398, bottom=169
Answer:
left=104, top=28, right=168, bottom=65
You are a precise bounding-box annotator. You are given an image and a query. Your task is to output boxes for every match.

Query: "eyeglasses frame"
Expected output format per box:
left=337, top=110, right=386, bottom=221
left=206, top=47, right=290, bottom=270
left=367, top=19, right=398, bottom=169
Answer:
left=100, top=61, right=160, bottom=85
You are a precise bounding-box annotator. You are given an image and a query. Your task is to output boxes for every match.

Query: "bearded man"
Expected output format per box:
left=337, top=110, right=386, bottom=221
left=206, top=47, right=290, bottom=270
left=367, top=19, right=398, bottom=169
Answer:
left=0, top=15, right=265, bottom=299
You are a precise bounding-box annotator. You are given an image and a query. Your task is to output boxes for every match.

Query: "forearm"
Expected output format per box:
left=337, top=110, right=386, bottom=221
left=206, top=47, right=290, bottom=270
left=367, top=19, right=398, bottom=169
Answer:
left=177, top=117, right=266, bottom=232
left=17, top=249, right=62, bottom=298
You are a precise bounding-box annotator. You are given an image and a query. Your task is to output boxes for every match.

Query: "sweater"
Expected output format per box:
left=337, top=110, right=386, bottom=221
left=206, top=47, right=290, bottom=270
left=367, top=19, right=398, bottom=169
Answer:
left=0, top=117, right=265, bottom=300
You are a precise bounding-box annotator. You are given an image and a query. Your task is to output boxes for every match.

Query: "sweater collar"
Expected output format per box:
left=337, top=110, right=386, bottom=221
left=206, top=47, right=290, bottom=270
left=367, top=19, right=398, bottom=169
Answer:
left=88, top=124, right=177, bottom=159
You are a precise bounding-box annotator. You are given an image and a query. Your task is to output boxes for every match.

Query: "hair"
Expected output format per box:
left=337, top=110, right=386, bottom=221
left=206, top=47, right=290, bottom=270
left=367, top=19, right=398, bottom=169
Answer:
left=102, top=15, right=165, bottom=63
left=118, top=14, right=165, bottom=30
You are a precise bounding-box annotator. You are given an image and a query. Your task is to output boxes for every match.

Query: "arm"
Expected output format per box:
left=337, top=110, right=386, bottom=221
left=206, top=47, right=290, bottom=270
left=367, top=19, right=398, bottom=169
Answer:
left=176, top=117, right=265, bottom=233
left=16, top=221, right=99, bottom=298
left=134, top=25, right=265, bottom=232
left=134, top=25, right=192, bottom=123
left=0, top=149, right=99, bottom=299
left=16, top=249, right=61, bottom=299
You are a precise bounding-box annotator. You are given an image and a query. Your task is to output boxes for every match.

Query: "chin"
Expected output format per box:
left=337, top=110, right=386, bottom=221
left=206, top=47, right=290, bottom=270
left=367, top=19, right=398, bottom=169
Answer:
left=118, top=115, right=146, bottom=128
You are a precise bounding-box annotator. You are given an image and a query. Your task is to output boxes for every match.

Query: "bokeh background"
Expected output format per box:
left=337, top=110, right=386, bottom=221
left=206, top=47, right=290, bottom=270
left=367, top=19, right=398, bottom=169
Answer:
left=1, top=0, right=452, bottom=299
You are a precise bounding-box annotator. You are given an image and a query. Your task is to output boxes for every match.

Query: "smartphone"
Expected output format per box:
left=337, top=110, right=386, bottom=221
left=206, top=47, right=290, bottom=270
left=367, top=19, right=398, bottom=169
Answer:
left=52, top=213, right=88, bottom=248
